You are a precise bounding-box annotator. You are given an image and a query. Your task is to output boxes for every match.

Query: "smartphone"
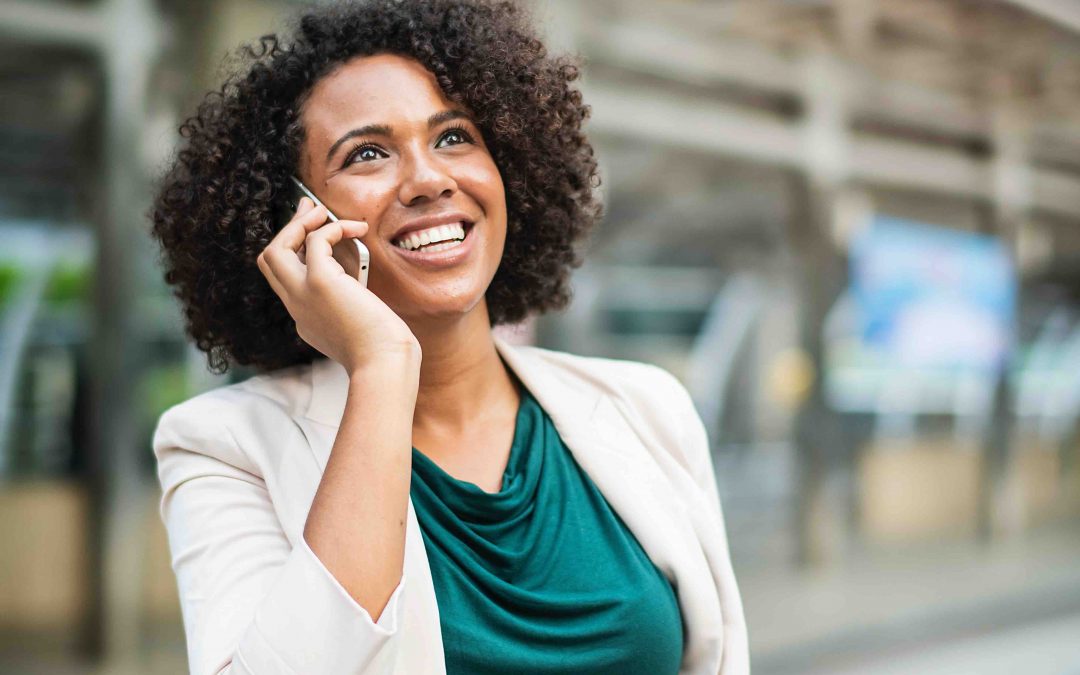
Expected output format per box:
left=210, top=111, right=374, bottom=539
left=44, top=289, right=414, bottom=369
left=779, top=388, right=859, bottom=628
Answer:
left=287, top=176, right=370, bottom=288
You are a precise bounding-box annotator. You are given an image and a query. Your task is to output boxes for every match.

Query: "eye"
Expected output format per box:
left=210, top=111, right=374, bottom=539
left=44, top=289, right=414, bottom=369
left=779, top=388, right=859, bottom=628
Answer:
left=437, top=125, right=474, bottom=148
left=341, top=126, right=474, bottom=167
left=343, top=143, right=387, bottom=166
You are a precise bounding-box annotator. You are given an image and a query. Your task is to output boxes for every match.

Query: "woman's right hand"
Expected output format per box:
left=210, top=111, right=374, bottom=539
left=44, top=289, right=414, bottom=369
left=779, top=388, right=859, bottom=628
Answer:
left=256, top=197, right=421, bottom=374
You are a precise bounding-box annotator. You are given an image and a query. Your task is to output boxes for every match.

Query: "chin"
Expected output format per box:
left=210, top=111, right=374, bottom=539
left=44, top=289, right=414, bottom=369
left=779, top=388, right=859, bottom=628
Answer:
left=402, top=289, right=489, bottom=323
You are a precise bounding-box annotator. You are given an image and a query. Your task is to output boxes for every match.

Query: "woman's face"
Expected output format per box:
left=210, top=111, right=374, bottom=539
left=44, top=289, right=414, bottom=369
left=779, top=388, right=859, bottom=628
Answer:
left=297, top=53, right=507, bottom=326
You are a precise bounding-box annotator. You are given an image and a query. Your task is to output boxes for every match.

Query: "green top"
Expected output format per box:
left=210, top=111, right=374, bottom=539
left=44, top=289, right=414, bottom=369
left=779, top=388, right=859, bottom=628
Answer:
left=410, top=383, right=684, bottom=674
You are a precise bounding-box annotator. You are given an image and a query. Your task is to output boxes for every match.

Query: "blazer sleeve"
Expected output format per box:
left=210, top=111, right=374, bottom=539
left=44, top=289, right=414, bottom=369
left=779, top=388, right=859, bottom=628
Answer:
left=153, top=396, right=408, bottom=675
left=661, top=368, right=751, bottom=674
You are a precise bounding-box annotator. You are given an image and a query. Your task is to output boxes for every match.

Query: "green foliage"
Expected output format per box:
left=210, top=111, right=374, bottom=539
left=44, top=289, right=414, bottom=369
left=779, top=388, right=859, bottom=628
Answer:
left=138, top=363, right=191, bottom=421
left=43, top=262, right=91, bottom=305
left=0, top=264, right=20, bottom=306
left=0, top=261, right=91, bottom=308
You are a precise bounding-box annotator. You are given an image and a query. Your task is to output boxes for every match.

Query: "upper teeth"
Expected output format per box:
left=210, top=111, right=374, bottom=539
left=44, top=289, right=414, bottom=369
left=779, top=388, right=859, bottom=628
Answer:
left=394, top=223, right=467, bottom=251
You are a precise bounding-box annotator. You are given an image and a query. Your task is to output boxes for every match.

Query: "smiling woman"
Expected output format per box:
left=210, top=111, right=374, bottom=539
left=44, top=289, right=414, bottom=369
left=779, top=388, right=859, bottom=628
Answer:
left=148, top=1, right=747, bottom=674
left=297, top=53, right=508, bottom=319
left=151, top=0, right=600, bottom=376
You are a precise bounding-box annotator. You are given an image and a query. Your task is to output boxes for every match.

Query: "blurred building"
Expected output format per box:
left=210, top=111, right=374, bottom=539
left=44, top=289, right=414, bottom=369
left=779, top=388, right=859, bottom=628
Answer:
left=2, top=0, right=1080, bottom=673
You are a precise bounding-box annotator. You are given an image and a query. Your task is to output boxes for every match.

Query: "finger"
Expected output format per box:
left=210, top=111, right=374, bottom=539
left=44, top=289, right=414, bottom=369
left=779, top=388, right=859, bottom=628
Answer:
left=262, top=203, right=329, bottom=287
left=305, top=222, right=344, bottom=278
left=273, top=203, right=330, bottom=253
left=294, top=198, right=311, bottom=263
left=256, top=252, right=293, bottom=308
left=307, top=219, right=369, bottom=276
left=291, top=196, right=324, bottom=263
left=260, top=243, right=307, bottom=297
left=338, top=219, right=369, bottom=240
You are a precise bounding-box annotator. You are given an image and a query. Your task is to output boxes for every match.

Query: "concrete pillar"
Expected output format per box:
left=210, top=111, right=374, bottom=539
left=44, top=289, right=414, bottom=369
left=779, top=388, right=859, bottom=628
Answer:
left=978, top=99, right=1032, bottom=540
left=82, top=0, right=164, bottom=662
left=789, top=50, right=860, bottom=567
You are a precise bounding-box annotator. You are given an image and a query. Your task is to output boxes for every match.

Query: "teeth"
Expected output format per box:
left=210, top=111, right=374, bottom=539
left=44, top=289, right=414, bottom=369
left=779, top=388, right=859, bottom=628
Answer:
left=395, top=222, right=467, bottom=251
left=424, top=240, right=462, bottom=253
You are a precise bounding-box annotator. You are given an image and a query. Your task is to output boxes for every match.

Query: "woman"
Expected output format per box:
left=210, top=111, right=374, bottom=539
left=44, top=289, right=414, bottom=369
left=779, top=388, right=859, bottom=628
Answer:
left=149, top=1, right=747, bottom=673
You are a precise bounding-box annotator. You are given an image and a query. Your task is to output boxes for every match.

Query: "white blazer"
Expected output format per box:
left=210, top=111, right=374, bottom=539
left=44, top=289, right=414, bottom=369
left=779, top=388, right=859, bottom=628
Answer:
left=153, top=334, right=749, bottom=674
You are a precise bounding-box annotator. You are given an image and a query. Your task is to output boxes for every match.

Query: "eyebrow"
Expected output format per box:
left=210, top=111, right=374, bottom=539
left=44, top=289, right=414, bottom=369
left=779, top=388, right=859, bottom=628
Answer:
left=325, top=109, right=474, bottom=164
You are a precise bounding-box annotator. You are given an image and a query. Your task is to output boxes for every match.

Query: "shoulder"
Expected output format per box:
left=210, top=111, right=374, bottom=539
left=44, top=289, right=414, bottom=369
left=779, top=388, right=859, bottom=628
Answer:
left=516, top=343, right=707, bottom=480
left=515, top=343, right=693, bottom=411
left=151, top=362, right=316, bottom=478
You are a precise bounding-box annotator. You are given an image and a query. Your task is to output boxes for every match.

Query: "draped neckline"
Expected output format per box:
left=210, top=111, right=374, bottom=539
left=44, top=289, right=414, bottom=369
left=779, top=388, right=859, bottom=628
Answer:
left=410, top=384, right=536, bottom=523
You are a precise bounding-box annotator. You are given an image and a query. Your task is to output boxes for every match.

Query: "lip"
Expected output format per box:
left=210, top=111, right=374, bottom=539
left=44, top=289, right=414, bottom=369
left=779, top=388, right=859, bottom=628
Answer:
left=389, top=211, right=474, bottom=243
left=390, top=221, right=477, bottom=269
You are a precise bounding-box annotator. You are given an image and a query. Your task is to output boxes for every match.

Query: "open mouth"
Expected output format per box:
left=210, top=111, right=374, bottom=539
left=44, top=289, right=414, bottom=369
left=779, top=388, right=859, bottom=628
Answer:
left=392, top=222, right=475, bottom=253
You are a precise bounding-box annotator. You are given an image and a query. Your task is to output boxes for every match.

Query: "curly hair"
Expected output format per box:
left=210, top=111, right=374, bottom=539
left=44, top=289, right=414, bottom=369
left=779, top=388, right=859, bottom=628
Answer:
left=150, top=0, right=603, bottom=375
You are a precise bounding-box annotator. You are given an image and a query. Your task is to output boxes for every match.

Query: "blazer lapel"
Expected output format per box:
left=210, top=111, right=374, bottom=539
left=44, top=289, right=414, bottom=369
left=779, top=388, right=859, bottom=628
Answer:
left=493, top=336, right=723, bottom=672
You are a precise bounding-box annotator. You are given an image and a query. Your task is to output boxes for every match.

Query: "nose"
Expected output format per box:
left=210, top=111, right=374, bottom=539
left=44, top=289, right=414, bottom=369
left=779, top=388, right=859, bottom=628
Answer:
left=398, top=148, right=458, bottom=206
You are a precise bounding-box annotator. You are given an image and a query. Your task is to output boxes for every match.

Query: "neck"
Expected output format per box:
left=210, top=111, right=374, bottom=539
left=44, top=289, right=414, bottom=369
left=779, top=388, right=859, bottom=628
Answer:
left=407, top=305, right=519, bottom=436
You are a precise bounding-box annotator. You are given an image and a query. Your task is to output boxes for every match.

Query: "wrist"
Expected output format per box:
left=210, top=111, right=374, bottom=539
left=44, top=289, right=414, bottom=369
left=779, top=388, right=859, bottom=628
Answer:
left=347, top=344, right=421, bottom=382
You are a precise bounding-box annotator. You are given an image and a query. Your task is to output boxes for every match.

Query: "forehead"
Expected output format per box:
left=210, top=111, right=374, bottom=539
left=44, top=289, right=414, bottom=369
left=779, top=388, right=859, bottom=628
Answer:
left=301, top=53, right=454, bottom=140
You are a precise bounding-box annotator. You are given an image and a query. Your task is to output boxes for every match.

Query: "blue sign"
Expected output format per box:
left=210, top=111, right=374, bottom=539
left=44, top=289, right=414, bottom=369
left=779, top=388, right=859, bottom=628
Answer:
left=849, top=215, right=1016, bottom=371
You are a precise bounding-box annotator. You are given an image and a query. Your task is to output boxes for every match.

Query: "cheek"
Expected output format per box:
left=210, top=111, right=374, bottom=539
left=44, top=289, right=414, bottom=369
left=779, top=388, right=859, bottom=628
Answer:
left=458, top=156, right=506, bottom=209
left=345, top=182, right=395, bottom=219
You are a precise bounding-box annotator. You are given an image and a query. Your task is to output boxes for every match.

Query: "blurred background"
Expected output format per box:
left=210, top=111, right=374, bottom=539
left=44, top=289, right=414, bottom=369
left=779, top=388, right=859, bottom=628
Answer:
left=2, top=0, right=1080, bottom=673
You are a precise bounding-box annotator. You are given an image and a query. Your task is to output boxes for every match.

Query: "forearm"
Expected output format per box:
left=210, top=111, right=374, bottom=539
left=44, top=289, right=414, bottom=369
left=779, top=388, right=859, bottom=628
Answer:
left=303, top=353, right=420, bottom=622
